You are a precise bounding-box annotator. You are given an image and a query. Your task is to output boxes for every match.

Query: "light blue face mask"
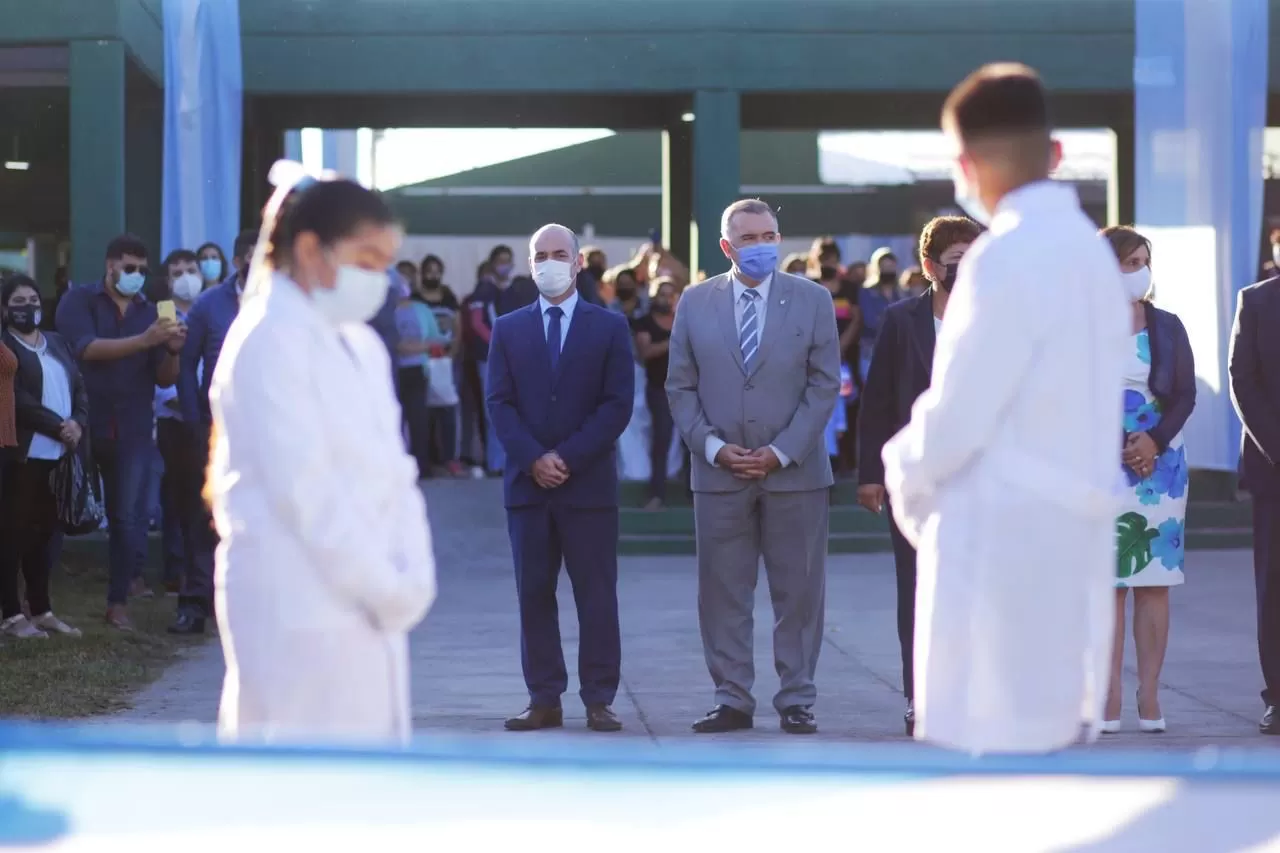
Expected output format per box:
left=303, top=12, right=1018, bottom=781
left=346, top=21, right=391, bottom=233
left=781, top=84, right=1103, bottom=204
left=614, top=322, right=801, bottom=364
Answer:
left=116, top=271, right=146, bottom=297
left=734, top=243, right=779, bottom=280
left=200, top=258, right=222, bottom=282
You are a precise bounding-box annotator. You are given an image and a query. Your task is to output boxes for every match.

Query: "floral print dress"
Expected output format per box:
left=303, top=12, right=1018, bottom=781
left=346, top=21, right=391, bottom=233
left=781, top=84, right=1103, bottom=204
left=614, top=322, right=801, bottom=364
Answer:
left=1115, top=329, right=1188, bottom=588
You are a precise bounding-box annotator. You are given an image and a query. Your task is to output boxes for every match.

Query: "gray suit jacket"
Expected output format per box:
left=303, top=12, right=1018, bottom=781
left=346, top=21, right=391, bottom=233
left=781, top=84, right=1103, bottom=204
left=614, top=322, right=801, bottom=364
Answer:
left=666, top=270, right=841, bottom=493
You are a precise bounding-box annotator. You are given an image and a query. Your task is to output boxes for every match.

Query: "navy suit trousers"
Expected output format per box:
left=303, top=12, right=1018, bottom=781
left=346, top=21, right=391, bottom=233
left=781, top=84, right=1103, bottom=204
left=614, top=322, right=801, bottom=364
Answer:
left=507, top=503, right=621, bottom=707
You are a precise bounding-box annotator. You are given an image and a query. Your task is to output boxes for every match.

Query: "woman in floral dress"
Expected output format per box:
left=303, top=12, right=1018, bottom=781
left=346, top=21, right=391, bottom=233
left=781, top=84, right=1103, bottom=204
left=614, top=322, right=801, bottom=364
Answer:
left=1100, top=226, right=1197, bottom=734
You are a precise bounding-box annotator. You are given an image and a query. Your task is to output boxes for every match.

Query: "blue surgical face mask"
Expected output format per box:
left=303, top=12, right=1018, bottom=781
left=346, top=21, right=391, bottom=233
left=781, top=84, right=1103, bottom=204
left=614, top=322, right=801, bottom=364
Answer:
left=200, top=258, right=222, bottom=281
left=116, top=271, right=146, bottom=297
left=734, top=243, right=779, bottom=280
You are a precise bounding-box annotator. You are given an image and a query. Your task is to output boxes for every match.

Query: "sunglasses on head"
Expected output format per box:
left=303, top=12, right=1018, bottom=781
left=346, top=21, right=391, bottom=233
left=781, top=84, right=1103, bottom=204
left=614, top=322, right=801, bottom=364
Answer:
left=120, top=263, right=149, bottom=275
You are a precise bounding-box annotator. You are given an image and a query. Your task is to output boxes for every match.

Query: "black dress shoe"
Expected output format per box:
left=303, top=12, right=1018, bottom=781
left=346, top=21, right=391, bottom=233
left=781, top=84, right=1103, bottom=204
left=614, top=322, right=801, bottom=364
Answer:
left=905, top=700, right=915, bottom=737
left=166, top=611, right=206, bottom=635
left=779, top=705, right=818, bottom=735
left=692, top=704, right=753, bottom=733
left=586, top=704, right=623, bottom=732
left=504, top=704, right=564, bottom=731
left=1261, top=705, right=1279, bottom=735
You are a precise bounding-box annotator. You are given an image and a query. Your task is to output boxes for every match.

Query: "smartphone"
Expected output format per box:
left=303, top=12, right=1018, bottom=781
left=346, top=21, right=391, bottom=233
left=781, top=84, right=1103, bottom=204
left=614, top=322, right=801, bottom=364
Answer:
left=157, top=300, right=177, bottom=322
left=648, top=227, right=661, bottom=247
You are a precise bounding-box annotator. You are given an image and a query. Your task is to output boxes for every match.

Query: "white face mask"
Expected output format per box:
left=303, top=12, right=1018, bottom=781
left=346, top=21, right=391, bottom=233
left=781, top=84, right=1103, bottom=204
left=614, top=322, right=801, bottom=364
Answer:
left=1122, top=267, right=1152, bottom=303
left=953, top=163, right=992, bottom=227
left=532, top=259, right=574, bottom=298
left=311, top=265, right=389, bottom=326
left=172, top=272, right=203, bottom=302
left=1273, top=244, right=1280, bottom=269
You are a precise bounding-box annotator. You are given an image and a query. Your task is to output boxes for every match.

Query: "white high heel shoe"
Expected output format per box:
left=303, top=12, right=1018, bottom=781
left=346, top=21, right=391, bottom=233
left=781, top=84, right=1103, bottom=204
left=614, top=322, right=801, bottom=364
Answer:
left=1100, top=719, right=1122, bottom=734
left=1137, top=690, right=1166, bottom=733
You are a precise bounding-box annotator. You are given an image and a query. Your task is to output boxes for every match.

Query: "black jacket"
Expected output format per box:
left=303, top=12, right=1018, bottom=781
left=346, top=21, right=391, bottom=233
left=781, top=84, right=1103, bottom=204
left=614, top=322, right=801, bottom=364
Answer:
left=2, top=330, right=90, bottom=463
left=858, top=290, right=937, bottom=487
left=1229, top=276, right=1280, bottom=498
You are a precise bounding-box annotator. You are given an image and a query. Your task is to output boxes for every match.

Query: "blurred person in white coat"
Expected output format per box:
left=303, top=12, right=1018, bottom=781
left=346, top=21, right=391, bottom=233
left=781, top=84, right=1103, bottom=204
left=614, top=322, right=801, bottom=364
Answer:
left=208, top=163, right=437, bottom=744
left=882, top=65, right=1128, bottom=754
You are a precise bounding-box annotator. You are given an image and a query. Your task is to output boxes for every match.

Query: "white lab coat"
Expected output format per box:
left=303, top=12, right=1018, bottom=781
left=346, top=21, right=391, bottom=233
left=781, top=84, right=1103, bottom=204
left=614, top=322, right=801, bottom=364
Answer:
left=883, top=182, right=1129, bottom=754
left=209, top=272, right=437, bottom=745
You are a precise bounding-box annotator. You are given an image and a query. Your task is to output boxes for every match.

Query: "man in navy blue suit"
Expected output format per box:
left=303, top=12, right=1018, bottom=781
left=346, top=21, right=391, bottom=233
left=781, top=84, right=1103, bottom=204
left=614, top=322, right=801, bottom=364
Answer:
left=487, top=223, right=635, bottom=732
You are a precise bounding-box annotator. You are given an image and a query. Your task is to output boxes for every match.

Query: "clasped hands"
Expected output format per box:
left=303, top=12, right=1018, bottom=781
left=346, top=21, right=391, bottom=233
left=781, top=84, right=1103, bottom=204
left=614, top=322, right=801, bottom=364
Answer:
left=715, top=444, right=781, bottom=480
left=532, top=452, right=570, bottom=489
left=58, top=419, right=82, bottom=450
left=1124, top=432, right=1158, bottom=480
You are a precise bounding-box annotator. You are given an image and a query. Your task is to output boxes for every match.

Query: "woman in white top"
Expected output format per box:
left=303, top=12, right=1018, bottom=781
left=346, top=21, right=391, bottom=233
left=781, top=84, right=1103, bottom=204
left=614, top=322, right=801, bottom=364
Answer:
left=0, top=275, right=87, bottom=639
left=208, top=165, right=437, bottom=744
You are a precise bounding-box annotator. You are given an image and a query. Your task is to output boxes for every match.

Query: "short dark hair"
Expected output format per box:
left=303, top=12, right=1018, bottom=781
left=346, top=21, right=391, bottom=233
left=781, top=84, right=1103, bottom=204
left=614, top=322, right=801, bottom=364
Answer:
left=396, top=260, right=417, bottom=273
left=919, top=216, right=983, bottom=266
left=489, top=244, right=513, bottom=263
left=942, top=63, right=1051, bottom=143
left=420, top=253, right=444, bottom=272
left=233, top=230, right=258, bottom=261
left=1, top=273, right=39, bottom=306
left=264, top=180, right=397, bottom=269
left=163, top=249, right=199, bottom=272
left=106, top=234, right=148, bottom=261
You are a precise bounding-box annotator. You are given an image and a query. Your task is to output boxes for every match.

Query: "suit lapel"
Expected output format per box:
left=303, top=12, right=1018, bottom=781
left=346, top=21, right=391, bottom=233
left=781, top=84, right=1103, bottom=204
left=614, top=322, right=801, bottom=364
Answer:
left=714, top=275, right=746, bottom=375
left=552, top=300, right=590, bottom=386
left=909, top=291, right=937, bottom=375
left=750, top=273, right=794, bottom=376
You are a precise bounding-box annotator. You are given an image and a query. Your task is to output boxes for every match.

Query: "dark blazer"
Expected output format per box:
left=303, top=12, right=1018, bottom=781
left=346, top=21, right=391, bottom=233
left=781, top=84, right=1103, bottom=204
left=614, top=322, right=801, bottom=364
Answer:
left=858, top=290, right=937, bottom=487
left=1229, top=276, right=1280, bottom=498
left=1141, top=302, right=1196, bottom=453
left=2, top=330, right=90, bottom=462
left=486, top=297, right=635, bottom=509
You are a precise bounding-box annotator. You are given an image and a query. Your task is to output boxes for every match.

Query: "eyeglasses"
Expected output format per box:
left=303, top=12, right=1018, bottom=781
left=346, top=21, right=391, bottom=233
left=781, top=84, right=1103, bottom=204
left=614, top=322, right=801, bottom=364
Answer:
left=120, top=264, right=149, bottom=275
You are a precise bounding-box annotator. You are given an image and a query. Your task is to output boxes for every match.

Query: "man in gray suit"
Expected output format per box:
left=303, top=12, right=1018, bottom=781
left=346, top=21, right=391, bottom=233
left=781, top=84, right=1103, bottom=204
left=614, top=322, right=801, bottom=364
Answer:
left=666, top=198, right=841, bottom=735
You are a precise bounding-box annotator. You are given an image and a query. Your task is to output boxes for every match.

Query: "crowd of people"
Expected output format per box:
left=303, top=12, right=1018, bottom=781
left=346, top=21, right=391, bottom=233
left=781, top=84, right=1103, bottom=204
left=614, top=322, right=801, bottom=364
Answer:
left=1, top=62, right=1277, bottom=754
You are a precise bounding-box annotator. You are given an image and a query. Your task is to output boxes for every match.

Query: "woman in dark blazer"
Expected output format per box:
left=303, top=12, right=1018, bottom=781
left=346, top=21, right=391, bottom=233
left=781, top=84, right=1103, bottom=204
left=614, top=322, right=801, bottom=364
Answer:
left=1099, top=226, right=1196, bottom=734
left=0, top=274, right=88, bottom=639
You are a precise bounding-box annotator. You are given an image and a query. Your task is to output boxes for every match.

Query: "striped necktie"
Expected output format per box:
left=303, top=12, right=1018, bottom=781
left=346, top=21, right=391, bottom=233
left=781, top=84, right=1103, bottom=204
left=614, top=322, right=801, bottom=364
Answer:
left=739, top=289, right=761, bottom=371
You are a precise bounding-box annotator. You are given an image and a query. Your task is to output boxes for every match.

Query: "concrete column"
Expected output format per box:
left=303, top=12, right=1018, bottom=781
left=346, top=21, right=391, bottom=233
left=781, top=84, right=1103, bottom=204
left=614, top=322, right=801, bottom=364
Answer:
left=662, top=124, right=693, bottom=268
left=69, top=40, right=126, bottom=285
left=127, top=78, right=164, bottom=260
left=691, top=90, right=741, bottom=278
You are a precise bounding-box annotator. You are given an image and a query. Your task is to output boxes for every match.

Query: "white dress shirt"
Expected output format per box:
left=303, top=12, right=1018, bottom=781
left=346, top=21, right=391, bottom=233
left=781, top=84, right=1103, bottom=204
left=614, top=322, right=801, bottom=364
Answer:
left=539, top=288, right=579, bottom=351
left=704, top=272, right=792, bottom=469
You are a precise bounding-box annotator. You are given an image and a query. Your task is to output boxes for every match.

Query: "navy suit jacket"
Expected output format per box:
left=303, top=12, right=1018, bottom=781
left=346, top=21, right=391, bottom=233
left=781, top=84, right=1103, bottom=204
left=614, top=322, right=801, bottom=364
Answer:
left=858, top=290, right=937, bottom=487
left=1230, top=276, right=1280, bottom=498
left=486, top=297, right=634, bottom=509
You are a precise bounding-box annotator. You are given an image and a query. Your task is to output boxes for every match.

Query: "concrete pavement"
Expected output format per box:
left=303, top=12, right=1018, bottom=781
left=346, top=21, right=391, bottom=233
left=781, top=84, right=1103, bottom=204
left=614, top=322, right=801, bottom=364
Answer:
left=109, top=479, right=1277, bottom=751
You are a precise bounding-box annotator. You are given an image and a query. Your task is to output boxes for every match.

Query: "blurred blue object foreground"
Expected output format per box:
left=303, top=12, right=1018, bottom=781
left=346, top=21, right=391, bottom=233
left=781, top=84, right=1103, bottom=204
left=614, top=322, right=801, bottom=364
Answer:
left=3, top=723, right=1280, bottom=851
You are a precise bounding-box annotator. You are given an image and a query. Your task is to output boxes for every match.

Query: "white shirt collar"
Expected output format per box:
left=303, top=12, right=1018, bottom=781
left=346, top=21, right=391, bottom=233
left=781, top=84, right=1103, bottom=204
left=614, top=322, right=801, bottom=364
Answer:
left=731, top=272, right=773, bottom=302
left=539, top=287, right=580, bottom=319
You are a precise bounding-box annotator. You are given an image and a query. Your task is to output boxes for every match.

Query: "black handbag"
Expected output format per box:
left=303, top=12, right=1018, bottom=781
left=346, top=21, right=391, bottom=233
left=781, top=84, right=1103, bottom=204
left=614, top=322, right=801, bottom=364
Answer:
left=49, top=448, right=105, bottom=537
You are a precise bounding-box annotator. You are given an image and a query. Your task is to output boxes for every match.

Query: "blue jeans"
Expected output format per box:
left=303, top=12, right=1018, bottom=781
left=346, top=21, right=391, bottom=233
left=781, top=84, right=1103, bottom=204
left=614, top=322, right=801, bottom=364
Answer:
left=94, top=437, right=153, bottom=606
left=478, top=359, right=506, bottom=474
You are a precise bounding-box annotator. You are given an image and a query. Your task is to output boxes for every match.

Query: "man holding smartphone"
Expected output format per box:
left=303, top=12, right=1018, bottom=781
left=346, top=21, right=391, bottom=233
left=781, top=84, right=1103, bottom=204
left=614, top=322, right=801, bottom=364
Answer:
left=56, top=234, right=186, bottom=631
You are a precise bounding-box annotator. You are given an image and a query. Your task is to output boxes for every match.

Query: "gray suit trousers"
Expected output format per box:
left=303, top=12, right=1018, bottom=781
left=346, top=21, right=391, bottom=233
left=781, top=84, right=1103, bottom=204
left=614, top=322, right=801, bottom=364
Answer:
left=695, top=483, right=828, bottom=715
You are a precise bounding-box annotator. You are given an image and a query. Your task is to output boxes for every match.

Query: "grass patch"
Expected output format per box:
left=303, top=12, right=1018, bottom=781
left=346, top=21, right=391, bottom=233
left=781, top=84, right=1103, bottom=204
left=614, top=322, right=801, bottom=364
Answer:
left=0, top=550, right=208, bottom=719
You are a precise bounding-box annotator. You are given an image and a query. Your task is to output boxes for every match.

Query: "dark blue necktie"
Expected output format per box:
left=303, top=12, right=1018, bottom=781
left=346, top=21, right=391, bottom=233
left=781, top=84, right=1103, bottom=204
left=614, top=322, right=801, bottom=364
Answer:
left=546, top=305, right=564, bottom=372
